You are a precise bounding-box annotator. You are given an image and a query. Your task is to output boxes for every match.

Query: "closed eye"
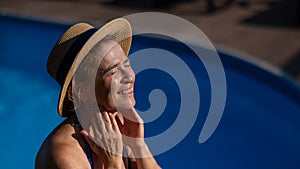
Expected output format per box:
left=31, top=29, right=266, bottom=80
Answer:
left=123, top=59, right=131, bottom=67
left=102, top=64, right=119, bottom=77
left=101, top=59, right=131, bottom=78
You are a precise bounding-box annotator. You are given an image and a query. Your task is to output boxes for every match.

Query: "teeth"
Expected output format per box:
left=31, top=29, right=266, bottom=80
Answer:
left=118, top=88, right=133, bottom=95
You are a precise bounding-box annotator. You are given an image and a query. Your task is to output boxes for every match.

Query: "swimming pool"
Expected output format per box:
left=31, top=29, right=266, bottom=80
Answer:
left=1, top=15, right=300, bottom=169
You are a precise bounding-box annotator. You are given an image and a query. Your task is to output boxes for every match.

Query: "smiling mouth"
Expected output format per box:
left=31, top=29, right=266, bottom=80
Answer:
left=117, top=87, right=134, bottom=95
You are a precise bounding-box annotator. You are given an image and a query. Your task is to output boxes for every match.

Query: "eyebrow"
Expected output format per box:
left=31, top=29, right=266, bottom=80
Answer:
left=102, top=58, right=129, bottom=75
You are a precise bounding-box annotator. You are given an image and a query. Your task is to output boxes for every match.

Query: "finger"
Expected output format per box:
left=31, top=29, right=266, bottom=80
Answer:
left=103, top=111, right=111, bottom=124
left=131, top=108, right=143, bottom=122
left=80, top=130, right=94, bottom=147
left=80, top=130, right=101, bottom=156
left=123, top=109, right=143, bottom=124
left=115, top=115, right=124, bottom=134
left=109, top=113, right=121, bottom=133
left=99, top=105, right=110, bottom=123
left=80, top=130, right=89, bottom=137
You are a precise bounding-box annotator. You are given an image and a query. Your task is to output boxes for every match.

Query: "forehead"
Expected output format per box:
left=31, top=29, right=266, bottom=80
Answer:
left=100, top=41, right=126, bottom=69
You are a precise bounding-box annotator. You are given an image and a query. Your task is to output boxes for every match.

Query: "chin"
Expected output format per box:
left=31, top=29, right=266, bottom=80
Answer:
left=114, top=99, right=135, bottom=110
left=116, top=103, right=133, bottom=111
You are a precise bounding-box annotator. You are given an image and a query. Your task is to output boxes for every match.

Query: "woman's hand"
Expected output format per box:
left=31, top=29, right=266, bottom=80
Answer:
left=80, top=110, right=125, bottom=169
left=117, top=108, right=145, bottom=148
left=117, top=108, right=162, bottom=169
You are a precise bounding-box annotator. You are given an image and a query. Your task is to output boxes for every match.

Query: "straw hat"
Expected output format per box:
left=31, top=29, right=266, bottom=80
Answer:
left=47, top=18, right=132, bottom=117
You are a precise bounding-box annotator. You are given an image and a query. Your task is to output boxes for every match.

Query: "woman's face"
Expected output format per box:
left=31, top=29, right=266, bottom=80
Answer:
left=95, top=41, right=135, bottom=112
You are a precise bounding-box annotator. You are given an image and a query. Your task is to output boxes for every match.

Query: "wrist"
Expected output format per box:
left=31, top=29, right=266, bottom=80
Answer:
left=129, top=141, right=153, bottom=158
left=104, top=156, right=125, bottom=169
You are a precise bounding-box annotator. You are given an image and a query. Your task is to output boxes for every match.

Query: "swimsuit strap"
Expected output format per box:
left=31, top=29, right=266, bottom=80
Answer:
left=74, top=116, right=94, bottom=169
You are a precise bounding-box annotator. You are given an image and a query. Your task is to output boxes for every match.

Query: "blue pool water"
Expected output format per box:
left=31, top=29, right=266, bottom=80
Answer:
left=1, top=15, right=300, bottom=169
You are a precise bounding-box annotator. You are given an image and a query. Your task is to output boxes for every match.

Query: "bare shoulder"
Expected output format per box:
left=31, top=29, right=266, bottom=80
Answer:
left=35, top=117, right=90, bottom=169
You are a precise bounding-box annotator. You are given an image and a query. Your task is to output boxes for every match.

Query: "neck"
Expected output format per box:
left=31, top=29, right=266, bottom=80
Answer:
left=99, top=105, right=118, bottom=114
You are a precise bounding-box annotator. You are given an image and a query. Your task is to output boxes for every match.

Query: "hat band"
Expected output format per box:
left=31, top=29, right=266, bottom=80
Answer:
left=56, top=28, right=97, bottom=86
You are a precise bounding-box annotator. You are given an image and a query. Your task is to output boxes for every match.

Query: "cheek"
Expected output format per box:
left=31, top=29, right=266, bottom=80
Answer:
left=109, top=75, right=121, bottom=95
left=103, top=76, right=121, bottom=104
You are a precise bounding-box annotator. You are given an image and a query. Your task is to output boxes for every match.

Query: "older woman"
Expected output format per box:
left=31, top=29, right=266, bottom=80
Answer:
left=35, top=18, right=161, bottom=169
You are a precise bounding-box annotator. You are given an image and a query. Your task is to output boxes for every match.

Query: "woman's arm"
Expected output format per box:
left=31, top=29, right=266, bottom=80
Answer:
left=130, top=142, right=161, bottom=169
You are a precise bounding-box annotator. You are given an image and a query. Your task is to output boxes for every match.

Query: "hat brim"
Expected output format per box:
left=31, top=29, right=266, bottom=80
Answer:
left=58, top=18, right=132, bottom=117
